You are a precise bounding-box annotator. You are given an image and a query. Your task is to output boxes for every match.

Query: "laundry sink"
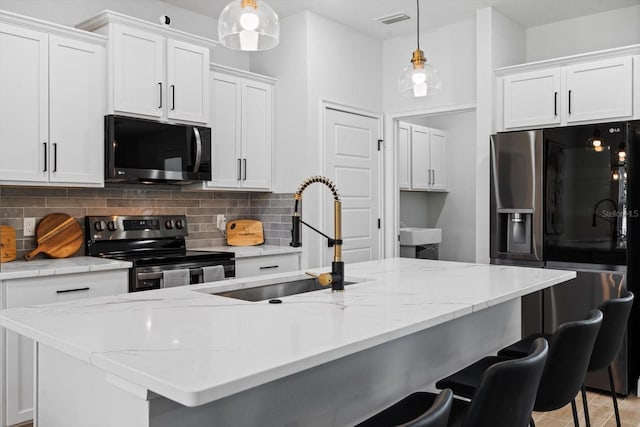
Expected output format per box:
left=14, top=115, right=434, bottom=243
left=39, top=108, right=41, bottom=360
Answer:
left=399, top=227, right=442, bottom=245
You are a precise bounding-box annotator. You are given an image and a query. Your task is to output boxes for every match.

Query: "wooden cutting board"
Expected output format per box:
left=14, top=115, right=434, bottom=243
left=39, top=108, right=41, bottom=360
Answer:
left=0, top=225, right=16, bottom=262
left=226, top=220, right=264, bottom=246
left=24, top=214, right=83, bottom=261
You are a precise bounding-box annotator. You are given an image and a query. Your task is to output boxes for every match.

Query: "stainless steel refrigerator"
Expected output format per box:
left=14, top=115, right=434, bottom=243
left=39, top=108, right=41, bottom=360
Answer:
left=490, top=122, right=639, bottom=395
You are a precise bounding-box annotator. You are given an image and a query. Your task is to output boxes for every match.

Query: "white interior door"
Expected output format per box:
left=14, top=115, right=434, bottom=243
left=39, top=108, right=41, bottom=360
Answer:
left=324, top=107, right=381, bottom=264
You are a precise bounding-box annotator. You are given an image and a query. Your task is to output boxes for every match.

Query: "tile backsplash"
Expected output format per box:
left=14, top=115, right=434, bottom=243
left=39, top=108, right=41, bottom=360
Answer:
left=0, top=185, right=295, bottom=260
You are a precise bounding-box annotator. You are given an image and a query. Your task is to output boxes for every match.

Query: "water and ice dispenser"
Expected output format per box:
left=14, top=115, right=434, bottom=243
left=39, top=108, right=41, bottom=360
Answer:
left=499, top=210, right=533, bottom=254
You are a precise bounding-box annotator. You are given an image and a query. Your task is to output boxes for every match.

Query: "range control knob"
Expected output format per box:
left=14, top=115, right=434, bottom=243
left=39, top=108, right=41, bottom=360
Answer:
left=165, top=220, right=174, bottom=229
left=107, top=221, right=117, bottom=231
left=94, top=221, right=106, bottom=232
left=175, top=219, right=185, bottom=229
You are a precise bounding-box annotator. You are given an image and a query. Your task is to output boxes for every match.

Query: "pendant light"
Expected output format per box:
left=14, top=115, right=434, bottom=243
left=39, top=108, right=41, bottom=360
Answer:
left=399, top=0, right=441, bottom=97
left=218, top=0, right=280, bottom=51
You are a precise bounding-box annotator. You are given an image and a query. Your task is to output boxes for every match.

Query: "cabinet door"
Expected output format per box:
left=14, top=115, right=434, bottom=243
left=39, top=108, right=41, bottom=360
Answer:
left=398, top=122, right=411, bottom=190
left=410, top=125, right=430, bottom=190
left=49, top=35, right=105, bottom=186
left=112, top=24, right=164, bottom=118
left=241, top=79, right=272, bottom=189
left=207, top=72, right=242, bottom=188
left=503, top=68, right=561, bottom=129
left=429, top=129, right=447, bottom=191
left=166, top=39, right=209, bottom=123
left=566, top=57, right=633, bottom=123
left=4, top=271, right=128, bottom=426
left=0, top=23, right=49, bottom=184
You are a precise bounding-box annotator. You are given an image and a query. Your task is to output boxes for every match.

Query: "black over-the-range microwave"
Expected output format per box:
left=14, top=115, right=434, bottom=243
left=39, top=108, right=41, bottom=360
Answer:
left=105, top=115, right=212, bottom=184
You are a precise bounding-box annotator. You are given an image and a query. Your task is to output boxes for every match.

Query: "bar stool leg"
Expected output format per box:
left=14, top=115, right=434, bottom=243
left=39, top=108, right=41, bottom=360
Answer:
left=581, top=384, right=591, bottom=427
left=530, top=417, right=536, bottom=427
left=608, top=365, right=621, bottom=427
left=571, top=399, right=580, bottom=427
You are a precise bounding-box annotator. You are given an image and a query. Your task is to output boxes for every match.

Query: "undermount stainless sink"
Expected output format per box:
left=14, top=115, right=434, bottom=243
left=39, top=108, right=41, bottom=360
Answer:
left=209, top=276, right=359, bottom=302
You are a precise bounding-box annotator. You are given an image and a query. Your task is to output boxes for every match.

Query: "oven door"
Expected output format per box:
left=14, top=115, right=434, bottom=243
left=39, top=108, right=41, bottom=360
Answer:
left=130, top=259, right=235, bottom=292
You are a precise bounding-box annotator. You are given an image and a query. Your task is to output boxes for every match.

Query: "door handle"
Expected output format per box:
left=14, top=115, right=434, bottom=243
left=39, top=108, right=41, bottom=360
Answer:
left=43, top=143, right=47, bottom=172
left=568, top=90, right=572, bottom=115
left=158, top=82, right=163, bottom=108
left=243, top=159, right=247, bottom=180
left=237, top=158, right=242, bottom=181
left=432, top=170, right=435, bottom=186
left=192, top=128, right=202, bottom=172
left=53, top=143, right=57, bottom=172
left=554, top=92, right=557, bottom=116
left=171, top=84, right=175, bottom=110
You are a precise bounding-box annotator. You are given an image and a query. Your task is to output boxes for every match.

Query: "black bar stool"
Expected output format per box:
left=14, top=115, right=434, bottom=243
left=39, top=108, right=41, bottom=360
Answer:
left=436, top=310, right=602, bottom=427
left=498, top=291, right=634, bottom=427
left=357, top=337, right=548, bottom=427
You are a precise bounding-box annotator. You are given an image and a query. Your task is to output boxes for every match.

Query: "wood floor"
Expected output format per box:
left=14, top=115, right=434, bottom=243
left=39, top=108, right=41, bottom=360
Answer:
left=16, top=391, right=640, bottom=426
left=533, top=390, right=640, bottom=427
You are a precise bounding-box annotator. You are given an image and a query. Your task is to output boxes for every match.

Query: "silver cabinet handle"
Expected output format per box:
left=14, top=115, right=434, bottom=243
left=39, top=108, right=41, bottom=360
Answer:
left=243, top=159, right=247, bottom=180
left=192, top=128, right=202, bottom=172
left=43, top=143, right=47, bottom=172
left=568, top=89, right=572, bottom=115
left=53, top=143, right=57, bottom=172
left=158, top=82, right=163, bottom=108
left=171, top=84, right=175, bottom=110
left=237, top=158, right=242, bottom=181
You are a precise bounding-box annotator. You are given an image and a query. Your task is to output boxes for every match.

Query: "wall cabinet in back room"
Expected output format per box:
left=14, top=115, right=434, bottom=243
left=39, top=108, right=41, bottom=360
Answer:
left=398, top=122, right=447, bottom=192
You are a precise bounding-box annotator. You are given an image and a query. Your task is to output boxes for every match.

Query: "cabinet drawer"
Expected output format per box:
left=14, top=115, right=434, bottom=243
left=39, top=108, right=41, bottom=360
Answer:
left=235, top=254, right=301, bottom=278
left=5, top=270, right=128, bottom=308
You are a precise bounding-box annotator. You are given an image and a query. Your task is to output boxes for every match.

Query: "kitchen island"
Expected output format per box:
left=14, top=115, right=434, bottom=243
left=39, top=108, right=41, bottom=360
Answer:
left=0, top=258, right=575, bottom=427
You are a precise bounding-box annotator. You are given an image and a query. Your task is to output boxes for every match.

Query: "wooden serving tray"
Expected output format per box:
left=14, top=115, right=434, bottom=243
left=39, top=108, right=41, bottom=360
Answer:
left=226, top=220, right=264, bottom=246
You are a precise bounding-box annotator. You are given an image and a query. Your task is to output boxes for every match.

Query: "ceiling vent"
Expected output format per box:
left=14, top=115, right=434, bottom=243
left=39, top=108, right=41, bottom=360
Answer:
left=374, top=12, right=411, bottom=25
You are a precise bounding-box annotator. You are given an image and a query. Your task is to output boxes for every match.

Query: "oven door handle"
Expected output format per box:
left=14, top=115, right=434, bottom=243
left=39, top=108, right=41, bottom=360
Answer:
left=137, top=272, right=163, bottom=281
left=192, top=127, right=202, bottom=173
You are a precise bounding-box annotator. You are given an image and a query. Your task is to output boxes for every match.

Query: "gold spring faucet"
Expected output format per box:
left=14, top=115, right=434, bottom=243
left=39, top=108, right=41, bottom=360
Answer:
left=290, top=176, right=344, bottom=291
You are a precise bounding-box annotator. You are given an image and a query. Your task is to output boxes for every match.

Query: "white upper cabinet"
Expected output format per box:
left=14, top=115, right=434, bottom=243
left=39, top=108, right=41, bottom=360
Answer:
left=398, top=122, right=447, bottom=192
left=496, top=46, right=639, bottom=131
left=503, top=68, right=561, bottom=129
left=112, top=24, right=164, bottom=118
left=78, top=11, right=214, bottom=124
left=0, top=13, right=105, bottom=187
left=398, top=122, right=411, bottom=190
left=203, top=65, right=274, bottom=191
left=565, top=57, right=633, bottom=123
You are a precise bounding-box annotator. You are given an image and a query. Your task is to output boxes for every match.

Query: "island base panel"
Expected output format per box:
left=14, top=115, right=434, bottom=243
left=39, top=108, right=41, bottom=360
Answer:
left=36, top=300, right=520, bottom=427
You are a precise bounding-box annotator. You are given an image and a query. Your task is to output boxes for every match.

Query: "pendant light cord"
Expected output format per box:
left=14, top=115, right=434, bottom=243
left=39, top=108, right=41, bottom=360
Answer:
left=416, top=0, right=420, bottom=50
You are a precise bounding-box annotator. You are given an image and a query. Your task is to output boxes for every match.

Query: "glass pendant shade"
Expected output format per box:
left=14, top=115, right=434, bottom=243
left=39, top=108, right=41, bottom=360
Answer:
left=399, top=50, right=441, bottom=97
left=398, top=1, right=441, bottom=98
left=218, top=0, right=280, bottom=51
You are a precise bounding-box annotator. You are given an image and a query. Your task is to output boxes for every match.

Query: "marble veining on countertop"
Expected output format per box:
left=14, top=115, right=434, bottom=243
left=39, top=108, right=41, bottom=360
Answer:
left=191, top=244, right=302, bottom=258
left=0, top=258, right=575, bottom=407
left=0, top=256, right=132, bottom=280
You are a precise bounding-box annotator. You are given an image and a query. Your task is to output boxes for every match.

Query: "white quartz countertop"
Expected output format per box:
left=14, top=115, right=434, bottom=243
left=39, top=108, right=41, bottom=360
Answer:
left=0, top=258, right=575, bottom=407
left=0, top=256, right=132, bottom=280
left=191, top=244, right=302, bottom=258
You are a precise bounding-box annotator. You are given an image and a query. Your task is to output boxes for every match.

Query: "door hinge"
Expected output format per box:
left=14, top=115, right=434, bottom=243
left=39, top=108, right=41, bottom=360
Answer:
left=377, top=139, right=384, bottom=151
left=377, top=218, right=381, bottom=229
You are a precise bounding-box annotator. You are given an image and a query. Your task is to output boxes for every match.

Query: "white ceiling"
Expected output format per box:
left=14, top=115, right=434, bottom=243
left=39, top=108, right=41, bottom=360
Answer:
left=160, top=0, right=640, bottom=40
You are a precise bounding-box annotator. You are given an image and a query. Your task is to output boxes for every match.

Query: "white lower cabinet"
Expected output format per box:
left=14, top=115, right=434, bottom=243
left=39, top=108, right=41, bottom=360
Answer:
left=235, top=253, right=301, bottom=278
left=3, top=270, right=127, bottom=426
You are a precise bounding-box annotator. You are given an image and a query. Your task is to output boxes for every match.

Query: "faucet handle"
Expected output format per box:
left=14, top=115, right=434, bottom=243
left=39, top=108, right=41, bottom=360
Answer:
left=305, top=271, right=333, bottom=286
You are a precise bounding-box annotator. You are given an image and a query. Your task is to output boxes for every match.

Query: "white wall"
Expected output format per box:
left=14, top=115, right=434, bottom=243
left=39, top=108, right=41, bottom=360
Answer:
left=0, top=0, right=250, bottom=69
left=252, top=11, right=383, bottom=268
left=382, top=19, right=476, bottom=114
left=526, top=5, right=640, bottom=62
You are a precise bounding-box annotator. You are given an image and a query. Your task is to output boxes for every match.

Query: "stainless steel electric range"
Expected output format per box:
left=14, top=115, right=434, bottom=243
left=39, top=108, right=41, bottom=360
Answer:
left=85, top=215, right=235, bottom=292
